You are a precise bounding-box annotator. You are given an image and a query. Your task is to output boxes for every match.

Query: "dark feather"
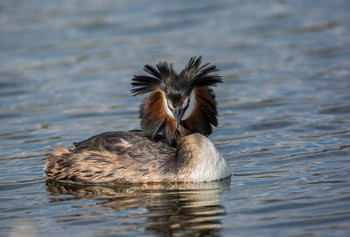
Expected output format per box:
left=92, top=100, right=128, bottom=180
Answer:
left=131, top=56, right=222, bottom=96
left=131, top=62, right=176, bottom=96
left=180, top=56, right=222, bottom=89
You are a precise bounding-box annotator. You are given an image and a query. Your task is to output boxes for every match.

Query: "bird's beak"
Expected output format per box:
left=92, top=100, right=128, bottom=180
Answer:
left=174, top=108, right=185, bottom=129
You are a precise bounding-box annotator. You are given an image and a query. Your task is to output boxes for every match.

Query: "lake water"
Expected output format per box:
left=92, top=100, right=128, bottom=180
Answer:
left=1, top=0, right=350, bottom=236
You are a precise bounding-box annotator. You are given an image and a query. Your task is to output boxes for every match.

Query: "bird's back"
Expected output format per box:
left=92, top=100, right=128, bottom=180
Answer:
left=45, top=131, right=177, bottom=183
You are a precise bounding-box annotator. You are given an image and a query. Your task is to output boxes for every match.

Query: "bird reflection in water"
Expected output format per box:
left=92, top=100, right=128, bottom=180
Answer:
left=46, top=179, right=230, bottom=236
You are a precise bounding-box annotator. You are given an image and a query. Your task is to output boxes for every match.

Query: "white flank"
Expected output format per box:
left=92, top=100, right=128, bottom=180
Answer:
left=188, top=134, right=231, bottom=182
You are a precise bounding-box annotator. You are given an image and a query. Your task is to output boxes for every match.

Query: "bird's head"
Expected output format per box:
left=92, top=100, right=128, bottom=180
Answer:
left=131, top=56, right=222, bottom=146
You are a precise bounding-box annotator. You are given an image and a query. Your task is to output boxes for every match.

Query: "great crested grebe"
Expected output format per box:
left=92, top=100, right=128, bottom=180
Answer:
left=45, top=56, right=231, bottom=183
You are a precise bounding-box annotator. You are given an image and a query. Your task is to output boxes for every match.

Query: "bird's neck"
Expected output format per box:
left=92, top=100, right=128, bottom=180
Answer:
left=174, top=133, right=231, bottom=182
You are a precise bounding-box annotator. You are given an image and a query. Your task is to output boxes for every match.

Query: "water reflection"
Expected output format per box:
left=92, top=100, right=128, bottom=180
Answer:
left=46, top=179, right=230, bottom=236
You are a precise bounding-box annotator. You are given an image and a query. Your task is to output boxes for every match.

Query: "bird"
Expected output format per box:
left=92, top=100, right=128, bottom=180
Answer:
left=44, top=56, right=231, bottom=184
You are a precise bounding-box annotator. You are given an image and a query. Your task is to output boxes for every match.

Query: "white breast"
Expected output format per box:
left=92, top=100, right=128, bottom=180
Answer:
left=183, top=134, right=231, bottom=182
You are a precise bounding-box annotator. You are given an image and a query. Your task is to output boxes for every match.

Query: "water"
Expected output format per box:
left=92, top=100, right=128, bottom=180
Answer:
left=1, top=0, right=350, bottom=236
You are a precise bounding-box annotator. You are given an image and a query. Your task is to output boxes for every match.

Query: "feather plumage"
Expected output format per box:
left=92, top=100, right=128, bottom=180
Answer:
left=45, top=131, right=231, bottom=183
left=131, top=56, right=222, bottom=146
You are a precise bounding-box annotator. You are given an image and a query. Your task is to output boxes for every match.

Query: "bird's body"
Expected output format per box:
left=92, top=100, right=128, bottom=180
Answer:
left=44, top=56, right=231, bottom=183
left=45, top=131, right=231, bottom=183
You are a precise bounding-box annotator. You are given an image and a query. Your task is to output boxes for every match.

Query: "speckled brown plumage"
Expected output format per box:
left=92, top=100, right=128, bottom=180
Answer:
left=46, top=131, right=191, bottom=183
left=45, top=131, right=231, bottom=183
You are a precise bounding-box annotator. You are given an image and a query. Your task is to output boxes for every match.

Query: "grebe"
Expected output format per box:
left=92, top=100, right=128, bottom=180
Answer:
left=44, top=56, right=231, bottom=183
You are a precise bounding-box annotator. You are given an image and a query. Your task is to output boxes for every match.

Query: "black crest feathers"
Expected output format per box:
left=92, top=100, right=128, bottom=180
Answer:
left=180, top=56, right=222, bottom=89
left=131, top=56, right=222, bottom=96
left=131, top=61, right=175, bottom=96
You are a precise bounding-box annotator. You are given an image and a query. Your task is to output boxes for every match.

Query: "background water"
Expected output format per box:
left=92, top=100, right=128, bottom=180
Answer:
left=1, top=0, right=350, bottom=236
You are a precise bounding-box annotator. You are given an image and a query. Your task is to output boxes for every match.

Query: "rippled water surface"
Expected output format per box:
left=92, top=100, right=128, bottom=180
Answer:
left=1, top=0, right=350, bottom=236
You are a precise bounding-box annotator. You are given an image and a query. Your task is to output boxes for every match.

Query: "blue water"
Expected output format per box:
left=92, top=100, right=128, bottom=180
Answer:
left=1, top=0, right=350, bottom=236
